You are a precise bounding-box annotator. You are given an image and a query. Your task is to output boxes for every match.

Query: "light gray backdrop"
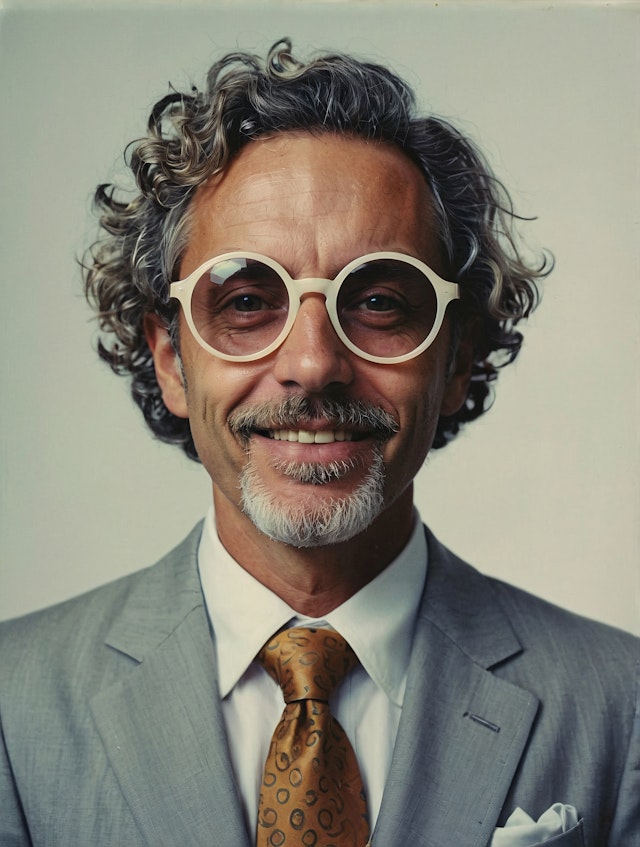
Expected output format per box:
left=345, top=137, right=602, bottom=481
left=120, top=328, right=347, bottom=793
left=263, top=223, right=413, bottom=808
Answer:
left=1, top=1, right=638, bottom=635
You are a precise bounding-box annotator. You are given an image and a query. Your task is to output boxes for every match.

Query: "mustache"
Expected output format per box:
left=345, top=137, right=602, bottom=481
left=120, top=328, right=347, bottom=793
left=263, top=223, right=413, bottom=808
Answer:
left=228, top=396, right=399, bottom=441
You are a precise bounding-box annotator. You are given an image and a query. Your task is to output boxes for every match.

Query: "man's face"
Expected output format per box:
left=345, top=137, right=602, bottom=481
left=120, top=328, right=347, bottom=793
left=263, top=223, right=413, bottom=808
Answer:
left=149, top=132, right=469, bottom=546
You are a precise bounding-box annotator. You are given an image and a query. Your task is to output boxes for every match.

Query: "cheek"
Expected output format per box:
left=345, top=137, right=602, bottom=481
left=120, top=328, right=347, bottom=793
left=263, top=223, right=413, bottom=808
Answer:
left=180, top=355, right=271, bottom=436
left=381, top=359, right=449, bottom=469
left=180, top=369, right=245, bottom=478
left=389, top=357, right=447, bottom=420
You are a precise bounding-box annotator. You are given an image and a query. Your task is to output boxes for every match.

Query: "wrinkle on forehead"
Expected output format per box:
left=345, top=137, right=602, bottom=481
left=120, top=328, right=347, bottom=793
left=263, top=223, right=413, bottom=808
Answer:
left=199, top=138, right=403, bottom=209
left=182, top=132, right=442, bottom=277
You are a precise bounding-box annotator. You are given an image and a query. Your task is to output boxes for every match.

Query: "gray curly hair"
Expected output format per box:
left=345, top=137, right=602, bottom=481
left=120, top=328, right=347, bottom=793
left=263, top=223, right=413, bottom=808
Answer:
left=84, top=38, right=550, bottom=461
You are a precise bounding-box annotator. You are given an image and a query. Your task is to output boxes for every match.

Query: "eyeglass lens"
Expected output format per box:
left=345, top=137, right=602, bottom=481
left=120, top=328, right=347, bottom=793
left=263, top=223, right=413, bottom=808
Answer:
left=189, top=256, right=438, bottom=359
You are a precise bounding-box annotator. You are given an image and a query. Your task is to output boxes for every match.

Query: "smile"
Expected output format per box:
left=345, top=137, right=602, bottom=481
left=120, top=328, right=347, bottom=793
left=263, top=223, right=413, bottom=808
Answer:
left=266, top=429, right=355, bottom=443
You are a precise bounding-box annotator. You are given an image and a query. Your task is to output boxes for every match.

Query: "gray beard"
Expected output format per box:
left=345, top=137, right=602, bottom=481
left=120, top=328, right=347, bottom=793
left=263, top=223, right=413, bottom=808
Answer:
left=239, top=449, right=385, bottom=548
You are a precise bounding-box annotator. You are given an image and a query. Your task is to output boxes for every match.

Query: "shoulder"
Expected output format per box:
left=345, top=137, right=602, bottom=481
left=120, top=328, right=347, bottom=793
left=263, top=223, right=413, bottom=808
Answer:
left=0, top=522, right=203, bottom=687
left=426, top=524, right=639, bottom=644
left=487, top=573, right=640, bottom=716
left=424, top=525, right=640, bottom=691
left=489, top=573, right=640, bottom=660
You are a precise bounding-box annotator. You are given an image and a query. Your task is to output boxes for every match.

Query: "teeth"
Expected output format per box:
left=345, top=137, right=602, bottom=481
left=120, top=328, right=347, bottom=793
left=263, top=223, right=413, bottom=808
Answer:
left=268, top=430, right=353, bottom=443
left=313, top=431, right=335, bottom=444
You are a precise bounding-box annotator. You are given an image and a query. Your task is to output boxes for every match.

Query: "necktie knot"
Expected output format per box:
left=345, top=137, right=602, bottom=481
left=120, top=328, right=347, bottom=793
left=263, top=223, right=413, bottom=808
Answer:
left=258, top=626, right=358, bottom=703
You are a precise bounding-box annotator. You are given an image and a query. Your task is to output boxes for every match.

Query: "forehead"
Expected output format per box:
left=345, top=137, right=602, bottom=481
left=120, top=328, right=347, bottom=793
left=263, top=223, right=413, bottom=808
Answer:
left=181, top=132, right=441, bottom=275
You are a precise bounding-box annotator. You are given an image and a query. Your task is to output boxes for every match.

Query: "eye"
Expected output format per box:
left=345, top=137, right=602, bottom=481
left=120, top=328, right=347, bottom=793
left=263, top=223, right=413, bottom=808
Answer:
left=207, top=261, right=288, bottom=316
left=358, top=292, right=405, bottom=313
left=228, top=292, right=272, bottom=312
left=342, top=285, right=411, bottom=319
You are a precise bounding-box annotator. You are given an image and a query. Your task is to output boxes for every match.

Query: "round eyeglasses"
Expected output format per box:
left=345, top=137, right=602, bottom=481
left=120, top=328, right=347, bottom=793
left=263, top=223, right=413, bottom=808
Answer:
left=169, top=251, right=459, bottom=364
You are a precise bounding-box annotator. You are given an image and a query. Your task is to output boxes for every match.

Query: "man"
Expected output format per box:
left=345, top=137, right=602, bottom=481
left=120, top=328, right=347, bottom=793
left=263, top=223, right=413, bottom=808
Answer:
left=0, top=38, right=638, bottom=847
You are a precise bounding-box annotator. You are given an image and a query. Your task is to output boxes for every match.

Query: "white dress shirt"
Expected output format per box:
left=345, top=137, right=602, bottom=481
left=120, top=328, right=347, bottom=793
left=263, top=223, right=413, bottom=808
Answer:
left=197, top=506, right=427, bottom=835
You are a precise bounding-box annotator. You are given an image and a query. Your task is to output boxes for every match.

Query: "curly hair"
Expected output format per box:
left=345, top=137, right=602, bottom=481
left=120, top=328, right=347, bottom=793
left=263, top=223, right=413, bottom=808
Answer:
left=84, top=38, right=550, bottom=460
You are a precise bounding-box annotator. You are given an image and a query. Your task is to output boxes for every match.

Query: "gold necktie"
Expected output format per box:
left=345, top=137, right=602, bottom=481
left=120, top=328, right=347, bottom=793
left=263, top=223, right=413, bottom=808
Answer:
left=256, top=627, right=370, bottom=847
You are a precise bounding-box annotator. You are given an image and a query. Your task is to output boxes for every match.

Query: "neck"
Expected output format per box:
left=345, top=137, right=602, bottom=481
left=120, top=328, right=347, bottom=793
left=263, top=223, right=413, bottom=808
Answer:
left=213, top=485, right=415, bottom=617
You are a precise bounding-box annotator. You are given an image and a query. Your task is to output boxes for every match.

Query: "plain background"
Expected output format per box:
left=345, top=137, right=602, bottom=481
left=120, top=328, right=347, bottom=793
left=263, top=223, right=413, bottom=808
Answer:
left=0, top=1, right=638, bottom=635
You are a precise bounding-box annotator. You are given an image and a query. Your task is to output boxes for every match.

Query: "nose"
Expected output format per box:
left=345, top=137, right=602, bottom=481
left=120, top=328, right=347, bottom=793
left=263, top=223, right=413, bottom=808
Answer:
left=272, top=294, right=355, bottom=392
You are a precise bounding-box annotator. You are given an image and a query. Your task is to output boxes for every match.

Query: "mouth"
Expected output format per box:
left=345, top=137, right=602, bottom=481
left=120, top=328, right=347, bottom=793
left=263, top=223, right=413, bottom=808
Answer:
left=228, top=396, right=399, bottom=447
left=263, top=428, right=361, bottom=443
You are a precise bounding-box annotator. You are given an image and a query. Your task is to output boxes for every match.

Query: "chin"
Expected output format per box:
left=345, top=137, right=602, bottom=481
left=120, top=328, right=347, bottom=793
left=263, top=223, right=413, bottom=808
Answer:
left=239, top=450, right=386, bottom=548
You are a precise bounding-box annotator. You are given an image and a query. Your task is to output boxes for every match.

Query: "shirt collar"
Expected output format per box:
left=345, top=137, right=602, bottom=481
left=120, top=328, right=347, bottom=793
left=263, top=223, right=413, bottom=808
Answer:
left=198, top=506, right=427, bottom=707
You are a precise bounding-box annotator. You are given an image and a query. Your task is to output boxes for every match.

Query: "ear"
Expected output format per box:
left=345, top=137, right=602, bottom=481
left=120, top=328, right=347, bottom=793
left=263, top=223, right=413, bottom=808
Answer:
left=439, top=325, right=475, bottom=417
left=143, top=314, right=189, bottom=419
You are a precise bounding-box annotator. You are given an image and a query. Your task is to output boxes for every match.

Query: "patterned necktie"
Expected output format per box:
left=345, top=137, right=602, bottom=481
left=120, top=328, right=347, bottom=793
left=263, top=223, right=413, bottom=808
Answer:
left=255, top=626, right=370, bottom=847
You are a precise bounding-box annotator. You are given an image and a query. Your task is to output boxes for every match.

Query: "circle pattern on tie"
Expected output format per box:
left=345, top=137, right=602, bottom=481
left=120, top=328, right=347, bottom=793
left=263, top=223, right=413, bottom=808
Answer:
left=256, top=627, right=370, bottom=847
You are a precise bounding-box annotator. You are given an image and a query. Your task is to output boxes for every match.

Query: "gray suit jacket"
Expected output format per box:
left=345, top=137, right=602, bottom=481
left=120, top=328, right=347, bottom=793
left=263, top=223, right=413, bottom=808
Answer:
left=1, top=524, right=638, bottom=846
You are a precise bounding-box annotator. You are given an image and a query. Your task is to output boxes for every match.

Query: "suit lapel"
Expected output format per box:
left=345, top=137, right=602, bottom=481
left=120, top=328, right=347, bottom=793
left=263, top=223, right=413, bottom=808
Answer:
left=90, top=525, right=251, bottom=847
left=373, top=530, right=539, bottom=847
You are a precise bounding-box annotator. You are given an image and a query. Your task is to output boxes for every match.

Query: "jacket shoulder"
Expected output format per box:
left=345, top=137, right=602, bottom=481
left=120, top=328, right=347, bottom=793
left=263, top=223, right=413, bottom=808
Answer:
left=424, top=525, right=640, bottom=697
left=426, top=525, right=639, bottom=657
left=488, top=573, right=640, bottom=663
left=0, top=522, right=203, bottom=685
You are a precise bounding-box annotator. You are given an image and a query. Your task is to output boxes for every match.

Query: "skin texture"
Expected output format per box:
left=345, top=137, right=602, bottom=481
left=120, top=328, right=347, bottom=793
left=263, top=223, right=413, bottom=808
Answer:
left=145, top=132, right=472, bottom=615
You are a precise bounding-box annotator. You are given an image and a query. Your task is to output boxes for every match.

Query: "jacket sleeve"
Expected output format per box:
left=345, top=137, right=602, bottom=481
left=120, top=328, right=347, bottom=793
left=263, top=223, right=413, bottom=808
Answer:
left=607, top=659, right=640, bottom=846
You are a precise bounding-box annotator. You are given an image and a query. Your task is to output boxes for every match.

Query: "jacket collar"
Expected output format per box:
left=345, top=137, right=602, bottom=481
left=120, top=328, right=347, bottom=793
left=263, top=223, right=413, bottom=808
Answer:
left=420, top=525, right=524, bottom=668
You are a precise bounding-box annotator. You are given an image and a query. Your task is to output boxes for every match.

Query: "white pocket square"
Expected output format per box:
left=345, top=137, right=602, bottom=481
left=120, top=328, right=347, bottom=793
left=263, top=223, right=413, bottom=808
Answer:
left=490, top=802, right=579, bottom=846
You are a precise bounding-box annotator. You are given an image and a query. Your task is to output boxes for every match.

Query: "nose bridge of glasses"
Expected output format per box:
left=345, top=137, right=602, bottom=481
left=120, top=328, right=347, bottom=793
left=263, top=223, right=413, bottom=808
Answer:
left=289, top=275, right=334, bottom=302
left=280, top=275, right=351, bottom=359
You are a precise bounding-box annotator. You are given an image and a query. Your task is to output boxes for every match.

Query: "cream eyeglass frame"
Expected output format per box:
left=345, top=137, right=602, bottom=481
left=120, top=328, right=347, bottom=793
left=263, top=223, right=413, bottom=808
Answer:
left=169, top=250, right=460, bottom=364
